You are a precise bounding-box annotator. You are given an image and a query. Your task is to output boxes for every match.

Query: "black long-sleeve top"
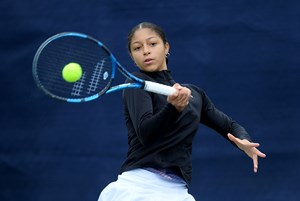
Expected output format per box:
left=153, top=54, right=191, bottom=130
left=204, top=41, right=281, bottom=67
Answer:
left=120, top=70, right=251, bottom=185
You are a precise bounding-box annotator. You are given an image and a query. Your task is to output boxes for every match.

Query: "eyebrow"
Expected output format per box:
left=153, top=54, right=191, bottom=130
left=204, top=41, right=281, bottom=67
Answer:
left=131, top=36, right=158, bottom=45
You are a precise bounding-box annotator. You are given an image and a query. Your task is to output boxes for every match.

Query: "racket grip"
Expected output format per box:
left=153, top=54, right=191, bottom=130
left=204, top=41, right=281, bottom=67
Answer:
left=144, top=81, right=176, bottom=96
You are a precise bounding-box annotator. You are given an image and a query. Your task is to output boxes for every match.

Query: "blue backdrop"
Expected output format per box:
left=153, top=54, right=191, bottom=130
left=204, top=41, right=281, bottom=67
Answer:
left=1, top=0, right=299, bottom=201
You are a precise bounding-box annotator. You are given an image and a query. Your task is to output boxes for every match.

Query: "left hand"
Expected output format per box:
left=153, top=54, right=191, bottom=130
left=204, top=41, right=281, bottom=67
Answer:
left=227, top=133, right=266, bottom=173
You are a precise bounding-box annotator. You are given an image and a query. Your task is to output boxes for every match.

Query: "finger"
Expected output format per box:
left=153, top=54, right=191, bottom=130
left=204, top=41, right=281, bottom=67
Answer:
left=175, top=87, right=191, bottom=103
left=173, top=83, right=183, bottom=90
left=253, top=154, right=258, bottom=173
left=181, top=91, right=190, bottom=103
left=252, top=147, right=267, bottom=158
left=168, top=88, right=179, bottom=100
left=249, top=142, right=260, bottom=147
left=176, top=90, right=190, bottom=103
left=227, top=133, right=240, bottom=143
left=183, top=87, right=191, bottom=96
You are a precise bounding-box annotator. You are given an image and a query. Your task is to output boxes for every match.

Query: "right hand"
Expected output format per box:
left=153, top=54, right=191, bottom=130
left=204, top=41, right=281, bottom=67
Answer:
left=167, top=83, right=191, bottom=112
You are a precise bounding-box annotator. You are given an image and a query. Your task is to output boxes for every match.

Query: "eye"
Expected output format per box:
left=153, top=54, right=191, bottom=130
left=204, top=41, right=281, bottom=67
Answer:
left=133, top=46, right=141, bottom=51
left=150, top=42, right=157, bottom=46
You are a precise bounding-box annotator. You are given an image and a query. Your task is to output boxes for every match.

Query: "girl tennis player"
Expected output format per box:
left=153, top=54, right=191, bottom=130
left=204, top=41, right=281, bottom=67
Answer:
left=98, top=22, right=266, bottom=201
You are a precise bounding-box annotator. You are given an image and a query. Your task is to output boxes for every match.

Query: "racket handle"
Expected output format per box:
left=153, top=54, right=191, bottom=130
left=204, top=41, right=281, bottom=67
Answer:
left=144, top=81, right=176, bottom=96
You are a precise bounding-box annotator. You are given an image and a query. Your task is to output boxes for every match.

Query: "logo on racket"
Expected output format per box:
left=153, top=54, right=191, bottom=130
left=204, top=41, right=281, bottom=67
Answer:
left=103, top=72, right=108, bottom=80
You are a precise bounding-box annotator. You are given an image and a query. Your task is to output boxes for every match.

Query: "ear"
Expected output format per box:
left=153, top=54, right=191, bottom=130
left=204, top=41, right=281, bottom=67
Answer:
left=165, top=42, right=170, bottom=55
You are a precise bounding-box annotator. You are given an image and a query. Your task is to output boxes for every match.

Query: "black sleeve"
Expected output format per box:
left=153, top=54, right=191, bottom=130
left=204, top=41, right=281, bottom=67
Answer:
left=199, top=90, right=252, bottom=142
left=122, top=86, right=181, bottom=146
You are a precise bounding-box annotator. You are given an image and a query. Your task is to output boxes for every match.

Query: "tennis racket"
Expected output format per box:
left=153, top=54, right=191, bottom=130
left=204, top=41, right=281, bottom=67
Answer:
left=32, top=32, right=176, bottom=103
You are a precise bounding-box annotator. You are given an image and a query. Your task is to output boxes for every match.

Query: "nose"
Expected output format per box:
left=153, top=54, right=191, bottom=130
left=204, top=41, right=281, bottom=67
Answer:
left=143, top=46, right=150, bottom=55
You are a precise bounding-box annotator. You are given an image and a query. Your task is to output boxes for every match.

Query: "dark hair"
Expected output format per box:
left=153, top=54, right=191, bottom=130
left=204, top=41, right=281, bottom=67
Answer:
left=127, top=22, right=168, bottom=54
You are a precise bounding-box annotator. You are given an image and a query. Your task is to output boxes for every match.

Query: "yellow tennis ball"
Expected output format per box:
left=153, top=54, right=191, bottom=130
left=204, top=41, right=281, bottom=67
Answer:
left=62, top=62, right=82, bottom=83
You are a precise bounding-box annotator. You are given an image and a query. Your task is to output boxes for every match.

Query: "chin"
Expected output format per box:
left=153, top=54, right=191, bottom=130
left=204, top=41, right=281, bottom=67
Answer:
left=140, top=67, right=158, bottom=72
left=140, top=65, right=166, bottom=72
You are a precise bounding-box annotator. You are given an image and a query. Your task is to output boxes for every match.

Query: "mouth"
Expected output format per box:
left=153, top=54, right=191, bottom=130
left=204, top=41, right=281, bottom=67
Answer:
left=144, top=58, right=154, bottom=64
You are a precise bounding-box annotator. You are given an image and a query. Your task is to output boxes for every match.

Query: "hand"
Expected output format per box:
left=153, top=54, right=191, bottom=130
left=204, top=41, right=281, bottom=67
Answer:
left=227, top=133, right=266, bottom=173
left=167, top=83, right=191, bottom=112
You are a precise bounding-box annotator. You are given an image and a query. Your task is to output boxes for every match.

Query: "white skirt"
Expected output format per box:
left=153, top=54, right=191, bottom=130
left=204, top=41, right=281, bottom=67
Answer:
left=98, top=168, right=195, bottom=201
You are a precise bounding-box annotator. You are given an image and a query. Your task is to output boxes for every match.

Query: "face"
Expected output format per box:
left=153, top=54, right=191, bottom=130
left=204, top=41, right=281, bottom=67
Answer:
left=130, top=28, right=170, bottom=72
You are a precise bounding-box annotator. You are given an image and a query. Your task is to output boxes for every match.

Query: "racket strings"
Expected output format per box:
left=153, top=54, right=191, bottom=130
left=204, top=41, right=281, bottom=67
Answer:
left=71, top=72, right=87, bottom=96
left=88, top=59, right=106, bottom=94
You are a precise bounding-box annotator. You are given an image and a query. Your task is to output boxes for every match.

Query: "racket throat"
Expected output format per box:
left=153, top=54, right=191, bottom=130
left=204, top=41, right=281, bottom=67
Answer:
left=106, top=83, right=144, bottom=94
